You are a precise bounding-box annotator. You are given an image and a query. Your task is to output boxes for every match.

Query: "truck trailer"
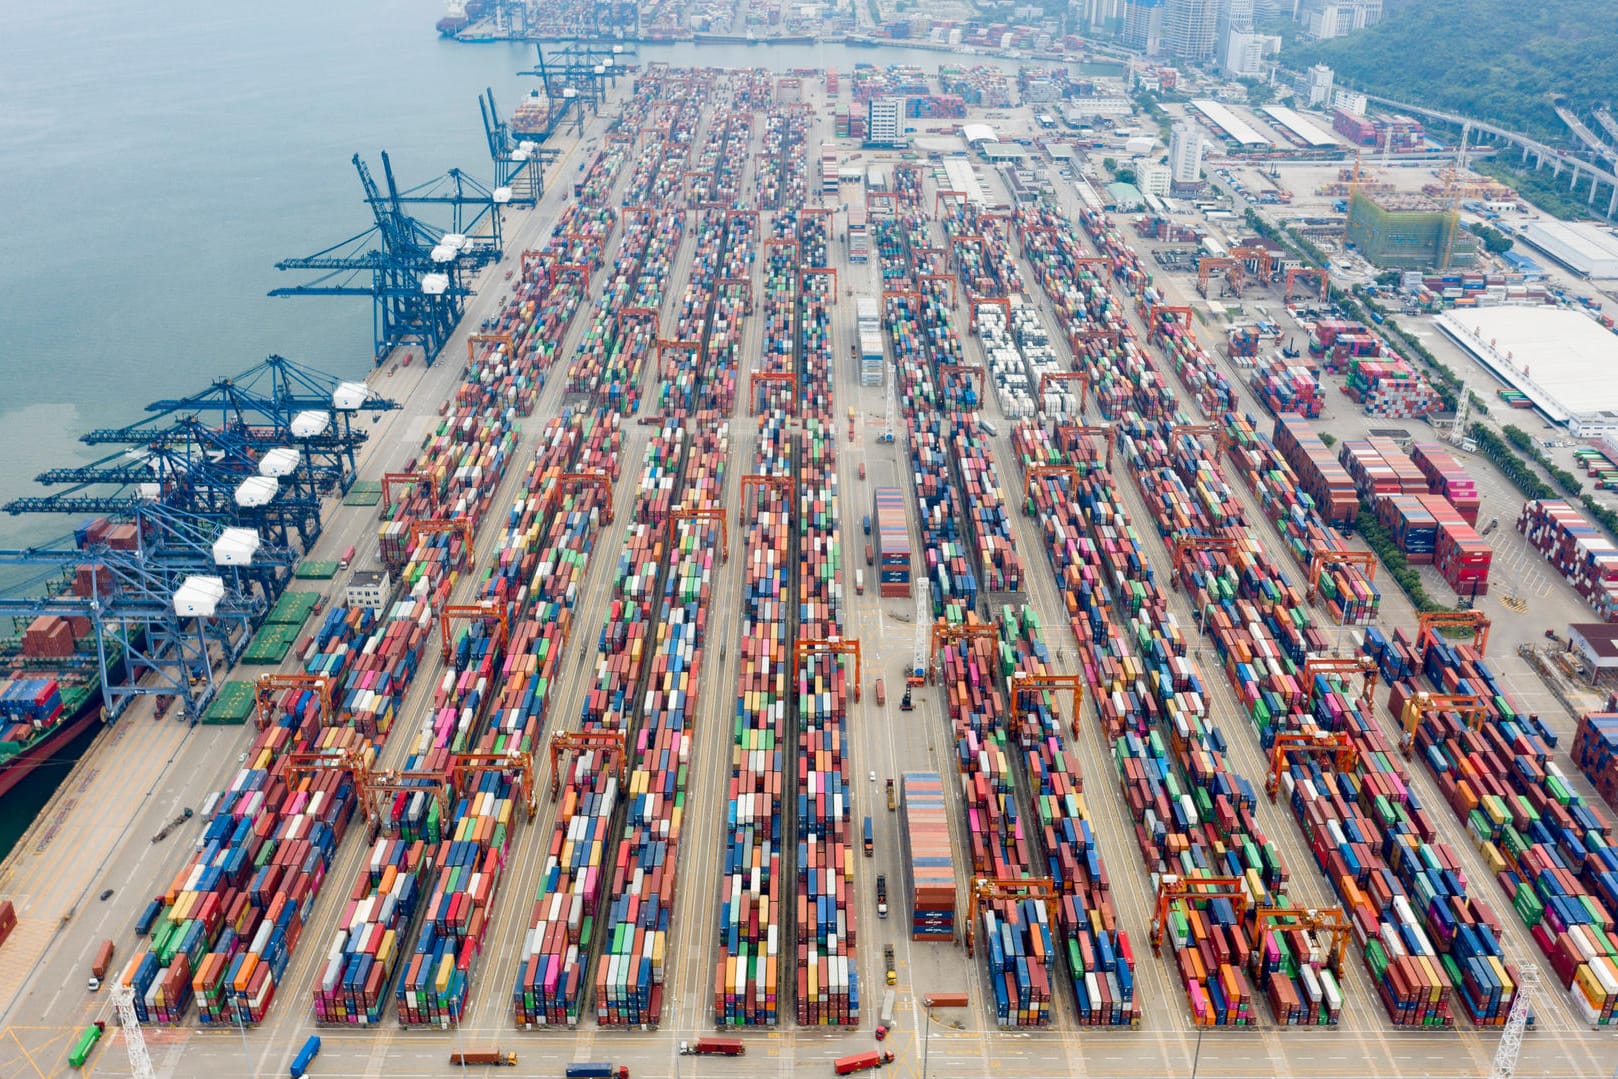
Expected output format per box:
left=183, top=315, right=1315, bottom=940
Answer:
left=834, top=1050, right=895, bottom=1074
left=679, top=1038, right=746, bottom=1056
left=449, top=1049, right=517, bottom=1065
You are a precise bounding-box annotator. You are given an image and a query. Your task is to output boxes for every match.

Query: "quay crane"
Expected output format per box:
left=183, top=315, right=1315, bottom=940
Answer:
left=272, top=152, right=481, bottom=365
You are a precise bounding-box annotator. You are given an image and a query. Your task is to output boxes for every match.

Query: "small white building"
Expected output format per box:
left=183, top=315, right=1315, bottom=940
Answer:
left=346, top=569, right=393, bottom=611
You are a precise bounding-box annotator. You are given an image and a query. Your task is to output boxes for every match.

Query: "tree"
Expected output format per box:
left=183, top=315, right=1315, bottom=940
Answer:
left=1376, top=269, right=1403, bottom=287
left=1115, top=167, right=1137, bottom=186
left=1102, top=157, right=1118, bottom=173
left=1238, top=77, right=1276, bottom=105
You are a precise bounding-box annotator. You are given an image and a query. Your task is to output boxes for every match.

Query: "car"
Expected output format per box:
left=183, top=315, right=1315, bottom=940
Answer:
left=98, top=890, right=114, bottom=902
left=87, top=977, right=101, bottom=992
left=868, top=771, right=877, bottom=783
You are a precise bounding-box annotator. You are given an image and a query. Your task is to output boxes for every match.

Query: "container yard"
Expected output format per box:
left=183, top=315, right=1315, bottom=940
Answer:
left=3, top=60, right=1617, bottom=1079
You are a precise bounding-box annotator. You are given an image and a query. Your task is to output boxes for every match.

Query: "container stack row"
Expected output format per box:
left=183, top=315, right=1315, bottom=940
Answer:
left=314, top=837, right=433, bottom=1026
left=755, top=104, right=808, bottom=211
left=1408, top=442, right=1481, bottom=526
left=514, top=424, right=687, bottom=1029
left=1222, top=414, right=1380, bottom=625
left=1337, top=438, right=1428, bottom=505
left=715, top=408, right=793, bottom=1027
left=793, top=236, right=861, bottom=1028
left=1575, top=713, right=1618, bottom=812
left=1249, top=360, right=1323, bottom=420
left=1269, top=416, right=1359, bottom=528
left=1009, top=423, right=1284, bottom=1028
left=1383, top=640, right=1610, bottom=1024
left=1517, top=500, right=1618, bottom=621
left=1000, top=606, right=1141, bottom=1026
left=937, top=619, right=1053, bottom=1027
left=595, top=422, right=729, bottom=1026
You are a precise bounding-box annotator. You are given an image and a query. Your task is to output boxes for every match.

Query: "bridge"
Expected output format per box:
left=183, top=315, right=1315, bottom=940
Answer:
left=1355, top=92, right=1618, bottom=219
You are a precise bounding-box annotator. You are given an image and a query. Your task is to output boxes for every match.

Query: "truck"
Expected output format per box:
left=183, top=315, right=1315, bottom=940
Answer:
left=88, top=939, right=115, bottom=990
left=68, top=1021, right=105, bottom=1069
left=876, top=874, right=888, bottom=918
left=449, top=1049, right=518, bottom=1065
left=339, top=545, right=355, bottom=569
left=863, top=815, right=874, bottom=856
left=862, top=514, right=871, bottom=535
left=679, top=1038, right=746, bottom=1056
left=886, top=778, right=896, bottom=811
left=874, top=678, right=885, bottom=706
left=564, top=1066, right=630, bottom=1079
left=834, top=1050, right=895, bottom=1074
left=884, top=944, right=896, bottom=985
left=855, top=569, right=865, bottom=595
left=0, top=899, right=15, bottom=949
left=865, top=541, right=873, bottom=566
left=290, top=1035, right=321, bottom=1078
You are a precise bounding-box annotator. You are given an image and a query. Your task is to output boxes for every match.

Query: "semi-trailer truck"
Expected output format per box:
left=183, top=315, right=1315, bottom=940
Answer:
left=564, top=1065, right=629, bottom=1079
left=834, top=1050, right=895, bottom=1074
left=449, top=1049, right=518, bottom=1065
left=678, top=1038, right=746, bottom=1056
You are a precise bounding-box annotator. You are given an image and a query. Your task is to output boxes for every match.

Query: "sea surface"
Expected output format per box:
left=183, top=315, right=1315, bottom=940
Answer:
left=0, top=0, right=1112, bottom=857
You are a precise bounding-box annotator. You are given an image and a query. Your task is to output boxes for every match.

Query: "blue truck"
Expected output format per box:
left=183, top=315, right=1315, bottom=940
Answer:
left=564, top=1066, right=629, bottom=1079
left=290, top=1035, right=321, bottom=1078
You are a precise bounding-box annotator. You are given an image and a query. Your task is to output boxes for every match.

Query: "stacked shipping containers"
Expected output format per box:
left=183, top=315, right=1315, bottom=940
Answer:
left=1517, top=500, right=1618, bottom=621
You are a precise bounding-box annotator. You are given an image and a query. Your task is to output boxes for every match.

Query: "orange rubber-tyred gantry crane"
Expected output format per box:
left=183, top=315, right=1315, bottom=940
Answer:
left=920, top=273, right=957, bottom=306
left=1305, top=550, right=1379, bottom=604
left=1150, top=875, right=1249, bottom=957
left=439, top=600, right=510, bottom=663
left=548, top=730, right=626, bottom=801
left=792, top=638, right=862, bottom=703
left=1038, top=372, right=1091, bottom=417
left=466, top=332, right=515, bottom=365
left=749, top=372, right=796, bottom=415
left=1398, top=691, right=1489, bottom=755
left=739, top=474, right=794, bottom=526
left=1301, top=655, right=1377, bottom=712
left=1284, top=267, right=1329, bottom=304
left=965, top=877, right=1059, bottom=956
left=668, top=506, right=728, bottom=562
left=254, top=673, right=334, bottom=731
left=366, top=767, right=451, bottom=827
left=1248, top=905, right=1351, bottom=975
left=1169, top=535, right=1240, bottom=587
left=800, top=266, right=838, bottom=298
left=453, top=750, right=538, bottom=820
left=1023, top=464, right=1079, bottom=507
left=548, top=470, right=614, bottom=523
left=1415, top=610, right=1489, bottom=659
left=1010, top=671, right=1085, bottom=740
left=930, top=620, right=1000, bottom=670
left=381, top=471, right=434, bottom=514
left=1055, top=423, right=1118, bottom=470
left=1266, top=728, right=1358, bottom=801
left=410, top=518, right=475, bottom=568
left=1146, top=305, right=1194, bottom=336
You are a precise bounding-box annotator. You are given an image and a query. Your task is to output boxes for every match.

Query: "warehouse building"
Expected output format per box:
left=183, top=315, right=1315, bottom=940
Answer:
left=1517, top=220, right=1618, bottom=279
left=1436, top=307, right=1618, bottom=435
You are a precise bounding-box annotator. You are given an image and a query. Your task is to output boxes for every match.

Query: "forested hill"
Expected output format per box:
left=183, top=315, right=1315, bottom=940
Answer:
left=1287, top=1, right=1618, bottom=144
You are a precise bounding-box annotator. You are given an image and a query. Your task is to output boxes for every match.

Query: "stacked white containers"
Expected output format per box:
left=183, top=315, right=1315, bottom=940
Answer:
left=857, top=297, right=884, bottom=387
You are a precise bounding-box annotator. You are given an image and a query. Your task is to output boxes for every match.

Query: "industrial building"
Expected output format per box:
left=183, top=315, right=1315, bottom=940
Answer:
left=1188, top=98, right=1271, bottom=147
left=1168, top=121, right=1206, bottom=190
left=1261, top=105, right=1338, bottom=149
left=1345, top=189, right=1476, bottom=270
left=866, top=96, right=904, bottom=146
left=1517, top=219, right=1618, bottom=278
left=1437, top=307, right=1618, bottom=434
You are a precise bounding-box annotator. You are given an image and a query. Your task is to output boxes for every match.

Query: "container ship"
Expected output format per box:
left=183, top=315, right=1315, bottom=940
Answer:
left=0, top=669, right=104, bottom=799
left=511, top=91, right=554, bottom=141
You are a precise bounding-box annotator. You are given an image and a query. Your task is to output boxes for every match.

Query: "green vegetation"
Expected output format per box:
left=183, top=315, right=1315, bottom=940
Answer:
left=1287, top=0, right=1618, bottom=144
left=1501, top=424, right=1583, bottom=496
left=1114, top=167, right=1138, bottom=186
left=1473, top=159, right=1591, bottom=222
left=1238, top=77, right=1275, bottom=106
left=1467, top=423, right=1559, bottom=500
left=1470, top=223, right=1514, bottom=255
left=1320, top=432, right=1337, bottom=449
left=1357, top=505, right=1446, bottom=613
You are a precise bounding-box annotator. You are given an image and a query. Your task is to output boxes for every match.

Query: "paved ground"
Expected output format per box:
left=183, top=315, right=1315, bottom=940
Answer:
left=0, top=75, right=1613, bottom=1079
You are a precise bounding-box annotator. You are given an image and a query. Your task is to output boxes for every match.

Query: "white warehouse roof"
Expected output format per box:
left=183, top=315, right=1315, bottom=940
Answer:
left=1189, top=100, right=1271, bottom=146
left=961, top=123, right=998, bottom=145
left=1437, top=307, right=1618, bottom=435
left=1518, top=220, right=1618, bottom=278
left=1260, top=105, right=1337, bottom=148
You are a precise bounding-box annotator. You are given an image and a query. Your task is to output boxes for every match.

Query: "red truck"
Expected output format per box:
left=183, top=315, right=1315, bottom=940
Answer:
left=88, top=939, right=115, bottom=991
left=874, top=678, right=886, bottom=707
left=679, top=1038, right=745, bottom=1056
left=834, top=1050, right=895, bottom=1075
left=0, top=900, right=15, bottom=949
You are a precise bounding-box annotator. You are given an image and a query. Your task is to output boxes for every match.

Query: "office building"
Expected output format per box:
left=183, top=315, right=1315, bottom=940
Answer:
left=1169, top=121, right=1206, bottom=189
left=1306, top=64, right=1334, bottom=107
left=867, top=97, right=904, bottom=146
left=1122, top=0, right=1165, bottom=53
left=1163, top=0, right=1219, bottom=61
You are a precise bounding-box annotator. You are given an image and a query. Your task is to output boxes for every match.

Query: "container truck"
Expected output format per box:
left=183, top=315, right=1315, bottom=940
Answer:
left=449, top=1049, right=518, bottom=1065
left=856, top=569, right=865, bottom=594
left=876, top=874, right=889, bottom=918
left=290, top=1035, right=321, bottom=1078
left=863, top=815, right=874, bottom=856
left=68, top=1022, right=104, bottom=1069
left=0, top=900, right=15, bottom=949
left=339, top=545, right=355, bottom=569
left=679, top=1038, right=746, bottom=1056
left=564, top=1066, right=630, bottom=1079
left=88, top=939, right=114, bottom=990
left=834, top=1050, right=895, bottom=1074
left=874, top=678, right=886, bottom=706
left=865, top=541, right=874, bottom=566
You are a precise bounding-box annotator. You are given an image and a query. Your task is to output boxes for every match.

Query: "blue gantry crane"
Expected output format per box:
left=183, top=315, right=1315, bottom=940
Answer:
left=479, top=87, right=556, bottom=207
left=517, top=41, right=627, bottom=141
left=272, top=152, right=486, bottom=365
left=0, top=505, right=296, bottom=721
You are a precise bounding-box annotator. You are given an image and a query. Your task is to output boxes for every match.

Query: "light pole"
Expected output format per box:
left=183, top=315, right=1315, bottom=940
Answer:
left=1190, top=1022, right=1206, bottom=1079
left=921, top=1003, right=935, bottom=1079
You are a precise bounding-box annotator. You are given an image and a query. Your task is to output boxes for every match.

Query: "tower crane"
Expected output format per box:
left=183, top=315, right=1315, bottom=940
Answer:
left=272, top=152, right=477, bottom=365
